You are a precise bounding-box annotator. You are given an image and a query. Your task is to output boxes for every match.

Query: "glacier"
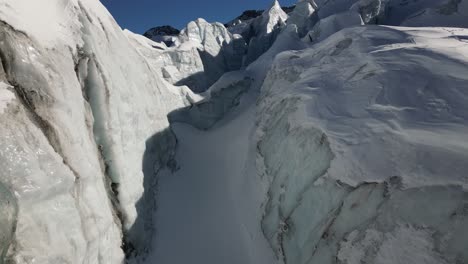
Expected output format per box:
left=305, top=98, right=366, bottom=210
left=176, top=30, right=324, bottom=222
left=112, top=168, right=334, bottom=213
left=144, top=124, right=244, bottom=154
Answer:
left=0, top=0, right=193, bottom=262
left=0, top=0, right=467, bottom=263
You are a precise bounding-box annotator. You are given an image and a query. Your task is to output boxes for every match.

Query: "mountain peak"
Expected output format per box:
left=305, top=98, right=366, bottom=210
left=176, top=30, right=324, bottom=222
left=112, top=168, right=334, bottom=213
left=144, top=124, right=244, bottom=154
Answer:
left=143, top=25, right=180, bottom=38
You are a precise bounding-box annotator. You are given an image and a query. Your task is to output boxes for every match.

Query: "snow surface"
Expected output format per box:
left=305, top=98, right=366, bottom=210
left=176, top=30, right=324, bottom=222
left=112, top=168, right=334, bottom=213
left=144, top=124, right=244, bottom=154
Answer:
left=257, top=25, right=468, bottom=264
left=148, top=91, right=276, bottom=264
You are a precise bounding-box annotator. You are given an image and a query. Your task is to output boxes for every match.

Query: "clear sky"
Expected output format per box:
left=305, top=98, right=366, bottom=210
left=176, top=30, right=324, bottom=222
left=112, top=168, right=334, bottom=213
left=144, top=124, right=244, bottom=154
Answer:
left=100, top=0, right=297, bottom=34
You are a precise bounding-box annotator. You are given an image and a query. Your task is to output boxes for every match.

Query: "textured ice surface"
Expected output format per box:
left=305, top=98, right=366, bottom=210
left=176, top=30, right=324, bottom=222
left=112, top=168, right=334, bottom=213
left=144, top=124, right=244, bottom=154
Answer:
left=0, top=82, right=14, bottom=114
left=257, top=25, right=468, bottom=264
left=303, top=0, right=468, bottom=30
left=0, top=0, right=190, bottom=262
left=0, top=182, right=16, bottom=264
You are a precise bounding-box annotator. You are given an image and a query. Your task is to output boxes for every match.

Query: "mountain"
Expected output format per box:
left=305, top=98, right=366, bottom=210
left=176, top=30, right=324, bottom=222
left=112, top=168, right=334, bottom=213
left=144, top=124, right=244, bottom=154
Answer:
left=143, top=25, right=180, bottom=46
left=0, top=0, right=467, bottom=264
left=224, top=5, right=296, bottom=27
left=143, top=5, right=296, bottom=46
left=144, top=25, right=180, bottom=38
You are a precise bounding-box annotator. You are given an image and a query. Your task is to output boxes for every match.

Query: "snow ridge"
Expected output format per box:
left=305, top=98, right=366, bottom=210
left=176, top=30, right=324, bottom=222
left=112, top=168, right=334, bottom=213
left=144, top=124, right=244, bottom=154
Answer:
left=256, top=19, right=468, bottom=264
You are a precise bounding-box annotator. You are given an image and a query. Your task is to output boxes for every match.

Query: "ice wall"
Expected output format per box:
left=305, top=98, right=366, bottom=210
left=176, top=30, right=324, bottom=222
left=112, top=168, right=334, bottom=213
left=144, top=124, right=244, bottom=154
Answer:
left=0, top=0, right=192, bottom=262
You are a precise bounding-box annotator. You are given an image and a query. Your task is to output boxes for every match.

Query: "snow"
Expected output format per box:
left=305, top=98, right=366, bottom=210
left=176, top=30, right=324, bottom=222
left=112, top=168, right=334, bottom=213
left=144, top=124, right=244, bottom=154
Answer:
left=264, top=25, right=468, bottom=187
left=264, top=1, right=289, bottom=34
left=148, top=92, right=276, bottom=264
left=0, top=164, right=16, bottom=262
left=0, top=0, right=190, bottom=262
left=287, top=0, right=317, bottom=36
left=256, top=24, right=468, bottom=264
left=243, top=1, right=289, bottom=64
left=126, top=18, right=245, bottom=93
left=306, top=11, right=363, bottom=42
left=0, top=0, right=82, bottom=49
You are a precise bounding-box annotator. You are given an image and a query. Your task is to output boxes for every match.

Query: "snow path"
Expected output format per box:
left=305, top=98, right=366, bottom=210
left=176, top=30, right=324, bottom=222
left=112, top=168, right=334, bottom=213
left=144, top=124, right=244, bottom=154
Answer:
left=148, top=92, right=276, bottom=264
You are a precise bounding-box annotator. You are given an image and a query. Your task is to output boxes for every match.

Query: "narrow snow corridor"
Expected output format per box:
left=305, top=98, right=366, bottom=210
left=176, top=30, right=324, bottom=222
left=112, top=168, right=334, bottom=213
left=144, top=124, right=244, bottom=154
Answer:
left=147, top=92, right=276, bottom=264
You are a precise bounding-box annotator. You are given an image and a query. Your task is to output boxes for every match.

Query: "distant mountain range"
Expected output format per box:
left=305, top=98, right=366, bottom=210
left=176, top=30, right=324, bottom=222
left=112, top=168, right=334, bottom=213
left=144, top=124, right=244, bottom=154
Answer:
left=143, top=5, right=296, bottom=40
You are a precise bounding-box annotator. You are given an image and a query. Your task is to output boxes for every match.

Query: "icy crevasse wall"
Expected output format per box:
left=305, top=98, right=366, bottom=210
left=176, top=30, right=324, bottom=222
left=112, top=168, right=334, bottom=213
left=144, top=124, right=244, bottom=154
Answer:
left=257, top=25, right=468, bottom=264
left=0, top=0, right=192, bottom=262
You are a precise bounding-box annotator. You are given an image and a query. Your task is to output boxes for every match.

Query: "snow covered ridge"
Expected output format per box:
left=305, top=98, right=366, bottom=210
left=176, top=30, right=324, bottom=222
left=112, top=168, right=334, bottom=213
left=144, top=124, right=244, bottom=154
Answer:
left=257, top=26, right=468, bottom=264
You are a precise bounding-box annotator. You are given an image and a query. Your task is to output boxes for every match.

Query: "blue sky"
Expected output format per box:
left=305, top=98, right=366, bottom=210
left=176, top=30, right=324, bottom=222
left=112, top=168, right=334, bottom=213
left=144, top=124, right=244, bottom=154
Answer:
left=100, top=0, right=297, bottom=34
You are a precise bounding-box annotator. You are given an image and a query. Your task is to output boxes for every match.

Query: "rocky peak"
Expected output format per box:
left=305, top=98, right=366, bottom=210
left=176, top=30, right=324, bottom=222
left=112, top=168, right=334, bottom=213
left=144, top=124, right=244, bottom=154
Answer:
left=143, top=25, right=180, bottom=39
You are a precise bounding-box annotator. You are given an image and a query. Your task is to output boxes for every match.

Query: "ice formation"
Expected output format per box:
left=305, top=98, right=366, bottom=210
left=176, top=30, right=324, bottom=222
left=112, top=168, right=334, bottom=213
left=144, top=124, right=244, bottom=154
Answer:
left=0, top=0, right=192, bottom=262
left=257, top=25, right=468, bottom=264
left=0, top=0, right=467, bottom=263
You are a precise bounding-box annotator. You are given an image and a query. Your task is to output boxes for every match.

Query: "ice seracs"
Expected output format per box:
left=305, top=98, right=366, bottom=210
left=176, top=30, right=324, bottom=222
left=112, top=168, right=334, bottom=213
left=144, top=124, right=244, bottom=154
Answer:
left=244, top=0, right=289, bottom=64
left=287, top=0, right=317, bottom=36
left=128, top=18, right=246, bottom=93
left=305, top=11, right=364, bottom=42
